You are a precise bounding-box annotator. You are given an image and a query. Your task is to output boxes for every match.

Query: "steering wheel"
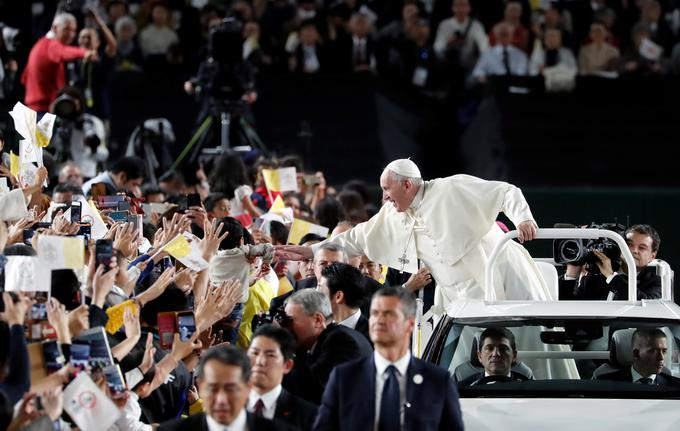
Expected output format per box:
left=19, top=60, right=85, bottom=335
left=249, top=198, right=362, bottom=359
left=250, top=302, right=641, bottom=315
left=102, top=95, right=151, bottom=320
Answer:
left=471, top=375, right=514, bottom=385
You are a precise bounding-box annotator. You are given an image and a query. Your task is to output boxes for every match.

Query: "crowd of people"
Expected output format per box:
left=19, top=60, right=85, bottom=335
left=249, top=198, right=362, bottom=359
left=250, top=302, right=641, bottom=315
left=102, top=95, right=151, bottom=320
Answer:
left=1, top=0, right=679, bottom=430
left=5, top=0, right=680, bottom=133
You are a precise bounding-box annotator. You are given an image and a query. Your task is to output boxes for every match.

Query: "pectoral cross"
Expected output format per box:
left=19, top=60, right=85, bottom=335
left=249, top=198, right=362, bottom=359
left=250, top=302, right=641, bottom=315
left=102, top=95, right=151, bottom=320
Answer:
left=398, top=253, right=410, bottom=273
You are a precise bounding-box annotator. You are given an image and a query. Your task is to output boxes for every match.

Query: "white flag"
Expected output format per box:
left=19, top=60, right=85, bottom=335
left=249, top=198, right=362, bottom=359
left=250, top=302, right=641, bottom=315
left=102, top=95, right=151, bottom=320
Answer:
left=63, top=373, right=120, bottom=431
left=37, top=235, right=85, bottom=270
left=3, top=256, right=52, bottom=292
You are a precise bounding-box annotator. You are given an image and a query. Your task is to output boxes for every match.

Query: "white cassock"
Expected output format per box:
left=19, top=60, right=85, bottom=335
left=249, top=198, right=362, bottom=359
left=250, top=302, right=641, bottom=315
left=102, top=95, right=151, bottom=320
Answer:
left=315, top=174, right=552, bottom=306
left=316, top=174, right=577, bottom=378
left=0, top=189, right=29, bottom=222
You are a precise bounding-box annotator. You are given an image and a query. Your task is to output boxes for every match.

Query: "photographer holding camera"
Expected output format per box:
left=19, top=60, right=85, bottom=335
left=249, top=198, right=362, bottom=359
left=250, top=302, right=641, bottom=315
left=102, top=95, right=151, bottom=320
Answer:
left=559, top=224, right=662, bottom=301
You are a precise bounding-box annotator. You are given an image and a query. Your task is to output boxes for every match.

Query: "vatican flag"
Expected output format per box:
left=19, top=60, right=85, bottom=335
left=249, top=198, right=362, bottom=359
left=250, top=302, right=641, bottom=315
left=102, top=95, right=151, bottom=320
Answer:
left=37, top=235, right=85, bottom=270
left=287, top=218, right=329, bottom=245
left=163, top=232, right=209, bottom=271
left=262, top=167, right=298, bottom=192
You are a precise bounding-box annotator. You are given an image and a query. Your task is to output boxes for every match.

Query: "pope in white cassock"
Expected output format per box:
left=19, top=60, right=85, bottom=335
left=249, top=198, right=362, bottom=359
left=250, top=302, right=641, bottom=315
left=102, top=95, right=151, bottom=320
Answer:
left=277, top=159, right=552, bottom=307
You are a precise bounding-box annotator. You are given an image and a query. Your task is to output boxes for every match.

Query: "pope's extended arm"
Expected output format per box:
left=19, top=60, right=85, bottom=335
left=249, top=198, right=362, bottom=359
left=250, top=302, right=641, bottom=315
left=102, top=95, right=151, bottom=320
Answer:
left=311, top=226, right=367, bottom=258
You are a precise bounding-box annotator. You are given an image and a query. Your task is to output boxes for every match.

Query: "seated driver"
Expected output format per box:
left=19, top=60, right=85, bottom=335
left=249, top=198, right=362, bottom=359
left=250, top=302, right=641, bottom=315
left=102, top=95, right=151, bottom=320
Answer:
left=460, top=327, right=531, bottom=386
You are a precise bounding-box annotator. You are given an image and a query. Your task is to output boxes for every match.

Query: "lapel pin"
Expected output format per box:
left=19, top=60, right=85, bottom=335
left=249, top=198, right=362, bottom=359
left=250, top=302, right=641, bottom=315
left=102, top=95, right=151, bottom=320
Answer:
left=412, top=374, right=423, bottom=384
left=405, top=402, right=412, bottom=408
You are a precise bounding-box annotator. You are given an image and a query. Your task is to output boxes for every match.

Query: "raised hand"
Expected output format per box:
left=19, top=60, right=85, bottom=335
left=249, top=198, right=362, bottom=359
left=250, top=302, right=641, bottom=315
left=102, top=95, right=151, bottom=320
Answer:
left=274, top=245, right=313, bottom=261
left=199, top=218, right=229, bottom=260
left=46, top=297, right=71, bottom=344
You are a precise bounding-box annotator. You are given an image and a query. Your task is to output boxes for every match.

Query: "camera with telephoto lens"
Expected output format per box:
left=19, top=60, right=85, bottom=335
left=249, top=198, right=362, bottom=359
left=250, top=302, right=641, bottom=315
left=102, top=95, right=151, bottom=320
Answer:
left=251, top=306, right=291, bottom=332
left=553, top=222, right=626, bottom=274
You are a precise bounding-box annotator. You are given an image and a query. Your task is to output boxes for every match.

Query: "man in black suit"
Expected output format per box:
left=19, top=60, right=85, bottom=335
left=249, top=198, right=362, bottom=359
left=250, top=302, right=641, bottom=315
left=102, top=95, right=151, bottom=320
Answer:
left=247, top=324, right=318, bottom=431
left=283, top=289, right=373, bottom=405
left=559, top=224, right=662, bottom=301
left=317, top=262, right=370, bottom=342
left=598, top=328, right=680, bottom=386
left=458, top=327, right=530, bottom=386
left=313, top=286, right=464, bottom=431
left=158, top=345, right=294, bottom=431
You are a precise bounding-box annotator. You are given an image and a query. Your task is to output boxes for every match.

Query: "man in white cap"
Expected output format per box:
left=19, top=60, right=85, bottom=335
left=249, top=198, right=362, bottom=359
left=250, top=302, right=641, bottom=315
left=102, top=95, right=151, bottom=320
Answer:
left=276, top=159, right=551, bottom=307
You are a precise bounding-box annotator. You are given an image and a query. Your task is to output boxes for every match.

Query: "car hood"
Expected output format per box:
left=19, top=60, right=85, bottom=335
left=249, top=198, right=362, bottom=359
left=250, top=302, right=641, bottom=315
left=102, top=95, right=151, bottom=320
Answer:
left=462, top=398, right=680, bottom=430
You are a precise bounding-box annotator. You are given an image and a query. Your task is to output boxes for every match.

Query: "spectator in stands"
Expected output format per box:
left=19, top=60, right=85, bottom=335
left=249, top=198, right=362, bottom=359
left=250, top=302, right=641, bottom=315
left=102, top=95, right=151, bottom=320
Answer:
left=106, top=0, right=129, bottom=30
left=434, top=0, right=489, bottom=73
left=459, top=327, right=530, bottom=385
left=620, top=23, right=667, bottom=75
left=529, top=28, right=577, bottom=76
left=637, top=0, right=675, bottom=54
left=560, top=224, right=662, bottom=301
left=289, top=20, right=326, bottom=74
left=73, top=8, right=118, bottom=121
left=282, top=289, right=372, bottom=404
left=82, top=155, right=146, bottom=197
left=489, top=1, right=530, bottom=53
left=399, top=17, right=446, bottom=94
left=246, top=325, right=318, bottom=430
left=578, top=22, right=620, bottom=75
left=597, top=328, right=680, bottom=386
left=316, top=262, right=369, bottom=340
left=339, top=12, right=377, bottom=74
left=21, top=13, right=96, bottom=113
left=472, top=22, right=528, bottom=82
left=115, top=15, right=144, bottom=70
left=139, top=2, right=179, bottom=58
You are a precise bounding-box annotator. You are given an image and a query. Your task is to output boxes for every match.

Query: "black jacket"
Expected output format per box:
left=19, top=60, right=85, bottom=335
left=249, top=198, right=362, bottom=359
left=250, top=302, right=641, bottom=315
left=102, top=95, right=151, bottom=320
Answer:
left=283, top=323, right=373, bottom=405
left=597, top=368, right=680, bottom=387
left=274, top=388, right=319, bottom=431
left=560, top=266, right=661, bottom=301
left=158, top=412, right=296, bottom=431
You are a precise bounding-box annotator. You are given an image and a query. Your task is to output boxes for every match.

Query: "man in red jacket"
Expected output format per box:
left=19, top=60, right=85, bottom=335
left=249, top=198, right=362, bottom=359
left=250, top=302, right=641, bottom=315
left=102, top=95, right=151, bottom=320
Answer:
left=21, top=12, right=96, bottom=112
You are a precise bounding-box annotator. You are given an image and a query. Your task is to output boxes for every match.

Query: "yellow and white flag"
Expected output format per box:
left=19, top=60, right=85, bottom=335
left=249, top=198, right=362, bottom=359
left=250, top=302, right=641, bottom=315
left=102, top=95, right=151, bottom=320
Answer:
left=262, top=167, right=298, bottom=192
left=9, top=102, right=56, bottom=187
left=162, top=232, right=209, bottom=271
left=270, top=195, right=286, bottom=213
left=37, top=235, right=85, bottom=270
left=287, top=218, right=329, bottom=245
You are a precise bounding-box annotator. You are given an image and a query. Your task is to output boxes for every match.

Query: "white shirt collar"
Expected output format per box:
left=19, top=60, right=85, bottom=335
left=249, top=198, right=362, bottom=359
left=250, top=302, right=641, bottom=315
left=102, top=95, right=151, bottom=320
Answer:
left=631, top=366, right=656, bottom=383
left=338, top=309, right=362, bottom=329
left=206, top=408, right=247, bottom=431
left=374, top=350, right=411, bottom=377
left=484, top=370, right=512, bottom=378
left=409, top=183, right=425, bottom=210
left=352, top=36, right=366, bottom=44
left=248, top=384, right=282, bottom=411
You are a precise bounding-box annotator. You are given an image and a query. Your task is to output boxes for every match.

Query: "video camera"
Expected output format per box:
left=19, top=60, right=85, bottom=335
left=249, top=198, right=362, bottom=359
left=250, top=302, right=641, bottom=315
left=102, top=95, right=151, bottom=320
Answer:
left=553, top=222, right=626, bottom=274
left=251, top=306, right=291, bottom=333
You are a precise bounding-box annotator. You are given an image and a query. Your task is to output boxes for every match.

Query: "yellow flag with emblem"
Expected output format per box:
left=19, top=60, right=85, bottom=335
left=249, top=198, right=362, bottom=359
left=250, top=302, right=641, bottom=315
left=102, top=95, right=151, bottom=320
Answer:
left=287, top=218, right=329, bottom=245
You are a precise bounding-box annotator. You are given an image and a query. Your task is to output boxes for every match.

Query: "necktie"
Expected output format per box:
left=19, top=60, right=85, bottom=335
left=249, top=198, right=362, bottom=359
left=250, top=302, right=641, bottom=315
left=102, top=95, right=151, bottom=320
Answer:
left=355, top=40, right=366, bottom=65
left=502, top=47, right=512, bottom=76
left=638, top=377, right=653, bottom=385
left=378, top=365, right=400, bottom=431
left=253, top=398, right=265, bottom=417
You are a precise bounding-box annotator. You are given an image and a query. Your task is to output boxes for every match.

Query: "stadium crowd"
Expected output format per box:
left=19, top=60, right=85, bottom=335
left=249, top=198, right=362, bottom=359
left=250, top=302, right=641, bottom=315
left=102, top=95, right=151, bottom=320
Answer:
left=1, top=0, right=680, bottom=430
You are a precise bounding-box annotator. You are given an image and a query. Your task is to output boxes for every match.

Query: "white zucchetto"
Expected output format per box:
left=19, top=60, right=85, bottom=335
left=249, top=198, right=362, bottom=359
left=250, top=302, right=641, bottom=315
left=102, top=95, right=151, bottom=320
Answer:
left=384, top=158, right=422, bottom=179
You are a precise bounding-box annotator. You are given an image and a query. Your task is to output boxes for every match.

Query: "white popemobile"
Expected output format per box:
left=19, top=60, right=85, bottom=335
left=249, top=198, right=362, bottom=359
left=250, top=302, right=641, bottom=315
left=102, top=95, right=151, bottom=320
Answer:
left=418, top=228, right=680, bottom=430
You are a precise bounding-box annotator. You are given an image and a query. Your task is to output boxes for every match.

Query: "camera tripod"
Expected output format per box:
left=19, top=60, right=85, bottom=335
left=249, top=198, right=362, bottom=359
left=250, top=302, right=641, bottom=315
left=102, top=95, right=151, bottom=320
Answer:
left=171, top=98, right=268, bottom=171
